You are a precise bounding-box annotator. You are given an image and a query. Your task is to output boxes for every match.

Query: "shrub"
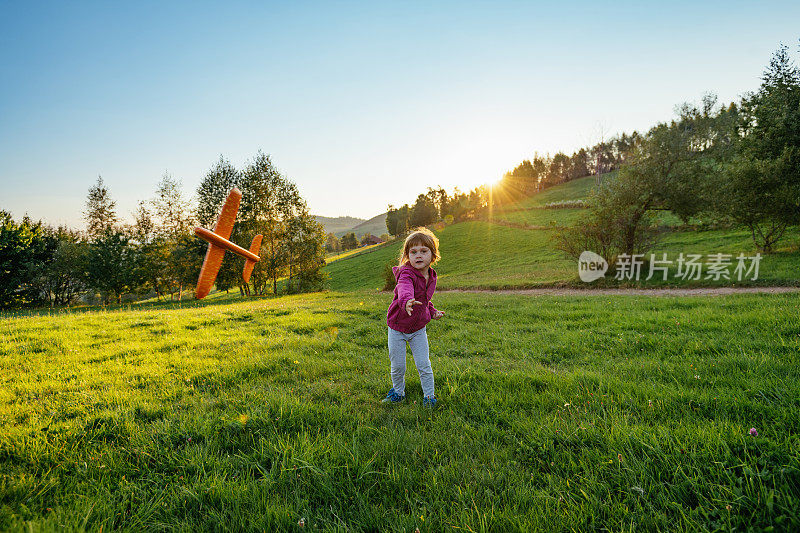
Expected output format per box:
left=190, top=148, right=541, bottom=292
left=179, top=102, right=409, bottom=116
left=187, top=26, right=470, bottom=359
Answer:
left=382, top=262, right=398, bottom=291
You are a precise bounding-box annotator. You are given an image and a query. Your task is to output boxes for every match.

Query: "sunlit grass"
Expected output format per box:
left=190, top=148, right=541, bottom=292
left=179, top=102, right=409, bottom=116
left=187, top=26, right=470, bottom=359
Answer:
left=1, top=291, right=798, bottom=530
left=322, top=173, right=800, bottom=291
left=322, top=220, right=800, bottom=292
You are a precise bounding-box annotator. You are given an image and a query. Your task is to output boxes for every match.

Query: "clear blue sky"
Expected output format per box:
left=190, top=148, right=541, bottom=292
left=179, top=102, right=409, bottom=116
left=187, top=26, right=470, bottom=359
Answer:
left=1, top=1, right=798, bottom=228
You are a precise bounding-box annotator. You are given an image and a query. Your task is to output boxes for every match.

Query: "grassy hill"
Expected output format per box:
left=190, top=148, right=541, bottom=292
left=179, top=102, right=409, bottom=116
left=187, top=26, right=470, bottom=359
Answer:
left=313, top=215, right=366, bottom=235
left=323, top=176, right=800, bottom=291
left=346, top=212, right=388, bottom=239
left=2, top=290, right=798, bottom=530
left=314, top=213, right=389, bottom=239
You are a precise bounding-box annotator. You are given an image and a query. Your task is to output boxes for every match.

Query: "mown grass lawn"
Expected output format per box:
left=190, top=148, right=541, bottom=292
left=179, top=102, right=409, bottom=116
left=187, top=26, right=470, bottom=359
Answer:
left=1, top=291, right=798, bottom=531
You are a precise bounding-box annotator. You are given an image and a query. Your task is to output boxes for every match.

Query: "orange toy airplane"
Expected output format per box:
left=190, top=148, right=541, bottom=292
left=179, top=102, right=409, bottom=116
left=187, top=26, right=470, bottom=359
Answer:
left=194, top=187, right=262, bottom=299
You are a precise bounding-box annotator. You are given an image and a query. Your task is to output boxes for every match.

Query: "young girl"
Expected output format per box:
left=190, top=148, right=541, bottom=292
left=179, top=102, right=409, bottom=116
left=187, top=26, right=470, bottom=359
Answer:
left=383, top=227, right=445, bottom=407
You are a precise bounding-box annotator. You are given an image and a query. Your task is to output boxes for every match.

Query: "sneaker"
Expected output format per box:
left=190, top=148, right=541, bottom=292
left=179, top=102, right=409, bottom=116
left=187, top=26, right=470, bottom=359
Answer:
left=381, top=388, right=405, bottom=403
left=423, top=395, right=437, bottom=408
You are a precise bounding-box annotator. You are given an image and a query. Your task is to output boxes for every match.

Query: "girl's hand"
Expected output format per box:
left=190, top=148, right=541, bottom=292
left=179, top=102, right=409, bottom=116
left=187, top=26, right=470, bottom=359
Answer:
left=432, top=310, right=445, bottom=320
left=405, top=299, right=422, bottom=316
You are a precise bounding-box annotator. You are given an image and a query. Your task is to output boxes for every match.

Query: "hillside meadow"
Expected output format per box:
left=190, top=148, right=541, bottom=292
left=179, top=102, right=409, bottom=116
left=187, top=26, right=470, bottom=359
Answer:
left=322, top=176, right=800, bottom=292
left=1, top=290, right=799, bottom=531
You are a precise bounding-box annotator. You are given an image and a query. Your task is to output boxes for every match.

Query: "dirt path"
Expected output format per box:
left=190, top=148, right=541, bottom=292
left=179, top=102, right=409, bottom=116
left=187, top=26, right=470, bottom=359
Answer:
left=438, top=286, right=800, bottom=297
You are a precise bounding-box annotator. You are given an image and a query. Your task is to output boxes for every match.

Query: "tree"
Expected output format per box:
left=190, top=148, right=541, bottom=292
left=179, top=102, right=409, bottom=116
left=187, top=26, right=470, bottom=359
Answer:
left=84, top=176, right=117, bottom=240
left=85, top=230, right=139, bottom=304
left=409, top=194, right=437, bottom=227
left=34, top=225, right=86, bottom=306
left=284, top=213, right=327, bottom=293
left=150, top=174, right=195, bottom=299
left=568, top=148, right=590, bottom=181
left=239, top=151, right=288, bottom=296
left=500, top=159, right=538, bottom=198
left=556, top=95, right=731, bottom=263
left=324, top=232, right=341, bottom=253
left=132, top=201, right=168, bottom=299
left=721, top=43, right=800, bottom=251
left=360, top=233, right=373, bottom=246
left=555, top=171, right=659, bottom=265
left=386, top=204, right=410, bottom=236
left=425, top=186, right=449, bottom=219
left=196, top=156, right=241, bottom=292
left=341, top=232, right=358, bottom=250
left=196, top=156, right=239, bottom=227
left=152, top=173, right=194, bottom=241
left=542, top=152, right=570, bottom=188
left=238, top=151, right=324, bottom=296
left=0, top=211, right=57, bottom=308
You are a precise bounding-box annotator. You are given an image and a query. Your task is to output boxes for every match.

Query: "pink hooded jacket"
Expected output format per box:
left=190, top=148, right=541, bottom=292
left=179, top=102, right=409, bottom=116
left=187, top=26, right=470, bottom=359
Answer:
left=386, top=263, right=439, bottom=333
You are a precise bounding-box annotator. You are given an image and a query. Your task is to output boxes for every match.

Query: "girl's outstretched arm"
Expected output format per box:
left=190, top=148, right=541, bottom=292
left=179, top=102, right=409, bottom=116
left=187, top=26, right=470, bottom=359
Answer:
left=396, top=269, right=415, bottom=310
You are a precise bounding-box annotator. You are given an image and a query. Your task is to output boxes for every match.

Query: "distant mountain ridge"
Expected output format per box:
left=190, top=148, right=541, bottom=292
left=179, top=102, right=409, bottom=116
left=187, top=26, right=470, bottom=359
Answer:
left=313, top=215, right=365, bottom=235
left=313, top=213, right=388, bottom=238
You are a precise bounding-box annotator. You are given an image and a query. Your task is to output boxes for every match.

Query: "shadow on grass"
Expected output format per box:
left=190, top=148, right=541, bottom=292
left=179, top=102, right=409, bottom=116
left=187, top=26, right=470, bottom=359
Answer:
left=0, top=288, right=331, bottom=319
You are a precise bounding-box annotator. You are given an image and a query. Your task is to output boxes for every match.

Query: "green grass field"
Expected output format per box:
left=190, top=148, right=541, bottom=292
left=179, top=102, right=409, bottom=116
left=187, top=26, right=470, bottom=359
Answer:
left=2, top=291, right=798, bottom=531
left=322, top=176, right=800, bottom=291
left=3, top=175, right=799, bottom=531
left=323, top=221, right=800, bottom=292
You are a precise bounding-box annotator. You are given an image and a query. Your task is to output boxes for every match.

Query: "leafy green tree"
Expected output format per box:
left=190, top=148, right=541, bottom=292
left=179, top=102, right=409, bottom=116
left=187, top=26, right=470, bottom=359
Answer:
left=568, top=148, right=590, bottom=181
left=385, top=206, right=396, bottom=236
left=196, top=156, right=241, bottom=293
left=35, top=225, right=86, bottom=306
left=132, top=201, right=168, bottom=299
left=340, top=232, right=358, bottom=250
left=722, top=43, right=800, bottom=251
left=425, top=186, right=449, bottom=219
left=170, top=235, right=204, bottom=299
left=324, top=232, right=341, bottom=253
left=85, top=230, right=139, bottom=304
left=196, top=156, right=240, bottom=227
left=152, top=173, right=194, bottom=241
left=557, top=95, right=732, bottom=262
left=0, top=211, right=58, bottom=308
left=555, top=171, right=660, bottom=265
left=531, top=155, right=548, bottom=191
left=409, top=194, right=437, bottom=227
left=284, top=213, right=327, bottom=293
left=386, top=204, right=412, bottom=236
left=84, top=176, right=118, bottom=240
left=542, top=152, right=570, bottom=188
left=238, top=151, right=322, bottom=296
left=500, top=159, right=538, bottom=199
left=237, top=151, right=286, bottom=295
left=150, top=174, right=196, bottom=299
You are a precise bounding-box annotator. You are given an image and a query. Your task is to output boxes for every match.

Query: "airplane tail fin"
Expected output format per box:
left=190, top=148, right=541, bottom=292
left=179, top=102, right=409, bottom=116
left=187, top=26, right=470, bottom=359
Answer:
left=242, top=234, right=263, bottom=283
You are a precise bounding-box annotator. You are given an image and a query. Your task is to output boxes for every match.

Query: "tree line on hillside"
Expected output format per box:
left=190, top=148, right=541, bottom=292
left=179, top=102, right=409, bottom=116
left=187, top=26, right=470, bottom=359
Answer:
left=385, top=186, right=490, bottom=236
left=383, top=120, right=642, bottom=235
left=497, top=133, right=641, bottom=201
left=0, top=151, right=326, bottom=309
left=324, top=231, right=391, bottom=254
left=557, top=42, right=800, bottom=262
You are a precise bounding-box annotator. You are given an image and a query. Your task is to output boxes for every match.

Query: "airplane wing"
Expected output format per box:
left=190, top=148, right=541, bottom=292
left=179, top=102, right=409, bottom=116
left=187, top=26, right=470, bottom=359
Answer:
left=195, top=188, right=243, bottom=299
left=195, top=244, right=226, bottom=299
left=213, top=188, right=242, bottom=239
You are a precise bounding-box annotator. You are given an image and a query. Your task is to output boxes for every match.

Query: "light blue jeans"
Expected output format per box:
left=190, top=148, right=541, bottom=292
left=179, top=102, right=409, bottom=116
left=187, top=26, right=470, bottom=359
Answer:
left=388, top=326, right=435, bottom=398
